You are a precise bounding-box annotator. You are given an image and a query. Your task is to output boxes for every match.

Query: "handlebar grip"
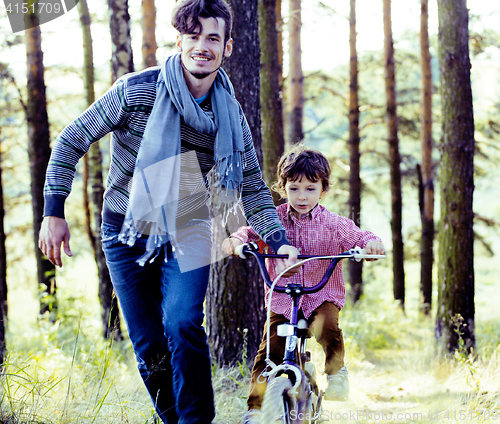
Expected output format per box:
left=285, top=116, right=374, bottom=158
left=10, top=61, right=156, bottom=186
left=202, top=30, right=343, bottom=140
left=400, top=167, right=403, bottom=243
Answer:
left=234, top=242, right=259, bottom=259
left=234, top=244, right=246, bottom=259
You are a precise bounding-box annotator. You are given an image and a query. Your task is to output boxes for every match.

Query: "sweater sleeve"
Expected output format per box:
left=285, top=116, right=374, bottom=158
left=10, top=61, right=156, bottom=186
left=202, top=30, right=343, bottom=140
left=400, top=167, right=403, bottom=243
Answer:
left=238, top=111, right=288, bottom=253
left=43, top=80, right=130, bottom=218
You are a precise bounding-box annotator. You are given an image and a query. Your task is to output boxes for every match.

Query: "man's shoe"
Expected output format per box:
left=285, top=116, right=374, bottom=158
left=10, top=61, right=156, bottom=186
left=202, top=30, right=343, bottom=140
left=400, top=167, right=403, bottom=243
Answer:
left=324, top=366, right=349, bottom=401
left=242, top=408, right=261, bottom=424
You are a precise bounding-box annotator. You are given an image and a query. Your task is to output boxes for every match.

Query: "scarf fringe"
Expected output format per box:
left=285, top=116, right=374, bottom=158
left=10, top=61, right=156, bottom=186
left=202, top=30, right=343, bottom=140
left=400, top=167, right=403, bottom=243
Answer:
left=119, top=218, right=173, bottom=266
left=212, top=151, right=243, bottom=227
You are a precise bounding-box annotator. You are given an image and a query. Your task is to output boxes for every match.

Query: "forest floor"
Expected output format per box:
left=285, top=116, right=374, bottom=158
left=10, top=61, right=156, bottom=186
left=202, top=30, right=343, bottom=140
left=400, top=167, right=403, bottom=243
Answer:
left=2, top=231, right=499, bottom=424
left=213, top=314, right=500, bottom=424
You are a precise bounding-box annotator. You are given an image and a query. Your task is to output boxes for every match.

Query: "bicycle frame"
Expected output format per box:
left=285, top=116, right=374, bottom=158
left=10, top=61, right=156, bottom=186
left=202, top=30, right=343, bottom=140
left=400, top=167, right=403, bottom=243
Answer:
left=241, top=245, right=352, bottom=372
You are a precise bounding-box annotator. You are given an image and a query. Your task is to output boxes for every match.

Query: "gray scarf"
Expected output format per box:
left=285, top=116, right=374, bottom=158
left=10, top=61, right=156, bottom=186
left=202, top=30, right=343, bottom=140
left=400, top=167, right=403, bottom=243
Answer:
left=119, top=53, right=244, bottom=265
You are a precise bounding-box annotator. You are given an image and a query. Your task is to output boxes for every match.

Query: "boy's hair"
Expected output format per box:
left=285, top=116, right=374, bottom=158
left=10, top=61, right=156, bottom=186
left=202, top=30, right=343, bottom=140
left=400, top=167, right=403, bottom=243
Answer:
left=172, top=0, right=233, bottom=44
left=273, top=146, right=331, bottom=198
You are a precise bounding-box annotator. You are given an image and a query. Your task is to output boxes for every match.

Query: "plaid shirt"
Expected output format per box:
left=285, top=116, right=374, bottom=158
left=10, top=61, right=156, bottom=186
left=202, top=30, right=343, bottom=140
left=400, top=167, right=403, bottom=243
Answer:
left=231, top=202, right=382, bottom=319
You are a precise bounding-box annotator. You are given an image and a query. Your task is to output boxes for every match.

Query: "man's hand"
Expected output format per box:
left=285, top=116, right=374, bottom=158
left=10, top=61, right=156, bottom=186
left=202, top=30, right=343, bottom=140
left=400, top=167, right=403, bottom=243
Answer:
left=275, top=244, right=300, bottom=277
left=221, top=237, right=243, bottom=256
left=365, top=241, right=385, bottom=261
left=38, top=216, right=72, bottom=267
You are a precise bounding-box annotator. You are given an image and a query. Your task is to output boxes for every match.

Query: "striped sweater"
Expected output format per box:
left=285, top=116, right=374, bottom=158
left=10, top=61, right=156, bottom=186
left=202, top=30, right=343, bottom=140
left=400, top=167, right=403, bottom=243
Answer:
left=43, top=66, right=288, bottom=253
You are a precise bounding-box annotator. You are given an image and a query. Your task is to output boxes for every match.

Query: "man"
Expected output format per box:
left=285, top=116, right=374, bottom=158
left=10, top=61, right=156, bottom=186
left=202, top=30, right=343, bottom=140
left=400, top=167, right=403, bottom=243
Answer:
left=38, top=0, right=298, bottom=423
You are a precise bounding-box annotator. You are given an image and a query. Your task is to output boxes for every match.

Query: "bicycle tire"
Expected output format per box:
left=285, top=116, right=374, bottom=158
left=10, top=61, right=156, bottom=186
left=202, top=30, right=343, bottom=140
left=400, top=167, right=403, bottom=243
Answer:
left=304, top=362, right=318, bottom=394
left=303, top=362, right=318, bottom=424
left=260, top=376, right=294, bottom=424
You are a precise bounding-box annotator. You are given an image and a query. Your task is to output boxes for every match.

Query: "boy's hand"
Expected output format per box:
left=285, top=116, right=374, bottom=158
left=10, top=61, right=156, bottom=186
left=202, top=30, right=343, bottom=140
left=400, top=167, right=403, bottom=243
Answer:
left=276, top=244, right=301, bottom=277
left=365, top=241, right=385, bottom=261
left=222, top=237, right=243, bottom=256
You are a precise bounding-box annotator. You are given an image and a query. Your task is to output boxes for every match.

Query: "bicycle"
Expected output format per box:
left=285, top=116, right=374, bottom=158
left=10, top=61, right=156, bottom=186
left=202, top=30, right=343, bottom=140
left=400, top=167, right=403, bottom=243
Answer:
left=235, top=242, right=385, bottom=424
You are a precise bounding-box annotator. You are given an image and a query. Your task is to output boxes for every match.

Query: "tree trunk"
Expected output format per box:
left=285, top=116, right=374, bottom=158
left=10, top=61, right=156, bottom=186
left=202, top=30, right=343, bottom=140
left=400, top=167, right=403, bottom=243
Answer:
left=0, top=147, right=6, bottom=365
left=348, top=0, right=363, bottom=303
left=419, top=0, right=434, bottom=316
left=276, top=0, right=284, bottom=89
left=287, top=0, right=304, bottom=144
left=259, top=0, right=285, bottom=203
left=222, top=2, right=262, bottom=165
left=0, top=302, right=4, bottom=366
left=25, top=7, right=57, bottom=319
left=79, top=0, right=96, bottom=253
left=107, top=0, right=134, bottom=337
left=141, top=0, right=157, bottom=68
left=108, top=0, right=134, bottom=80
left=79, top=0, right=123, bottom=340
left=276, top=0, right=285, bottom=143
left=107, top=0, right=134, bottom=335
left=383, top=0, right=405, bottom=309
left=207, top=216, right=266, bottom=367
left=207, top=0, right=265, bottom=367
left=435, top=0, right=475, bottom=354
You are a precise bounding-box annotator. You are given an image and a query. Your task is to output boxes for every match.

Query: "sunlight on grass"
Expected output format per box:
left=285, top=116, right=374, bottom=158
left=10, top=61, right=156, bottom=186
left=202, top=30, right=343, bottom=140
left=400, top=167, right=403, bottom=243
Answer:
left=2, top=243, right=500, bottom=423
left=1, top=323, right=156, bottom=423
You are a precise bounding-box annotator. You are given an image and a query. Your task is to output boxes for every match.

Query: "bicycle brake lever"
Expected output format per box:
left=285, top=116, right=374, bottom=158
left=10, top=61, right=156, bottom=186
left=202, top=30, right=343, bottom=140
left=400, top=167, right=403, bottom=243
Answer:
left=349, top=247, right=365, bottom=262
left=349, top=246, right=386, bottom=261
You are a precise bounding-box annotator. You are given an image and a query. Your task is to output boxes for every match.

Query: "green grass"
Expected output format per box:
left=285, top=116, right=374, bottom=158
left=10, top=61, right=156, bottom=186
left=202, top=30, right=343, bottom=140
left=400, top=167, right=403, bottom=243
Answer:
left=2, top=245, right=500, bottom=423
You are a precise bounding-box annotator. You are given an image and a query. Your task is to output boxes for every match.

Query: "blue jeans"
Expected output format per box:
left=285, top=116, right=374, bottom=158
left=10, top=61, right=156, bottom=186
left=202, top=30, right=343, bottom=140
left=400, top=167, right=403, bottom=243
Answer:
left=101, top=222, right=215, bottom=424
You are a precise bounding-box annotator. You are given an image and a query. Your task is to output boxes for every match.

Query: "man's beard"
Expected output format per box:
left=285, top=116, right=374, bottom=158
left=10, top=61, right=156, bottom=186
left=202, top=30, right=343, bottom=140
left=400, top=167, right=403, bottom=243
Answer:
left=181, top=57, right=221, bottom=80
left=190, top=70, right=214, bottom=80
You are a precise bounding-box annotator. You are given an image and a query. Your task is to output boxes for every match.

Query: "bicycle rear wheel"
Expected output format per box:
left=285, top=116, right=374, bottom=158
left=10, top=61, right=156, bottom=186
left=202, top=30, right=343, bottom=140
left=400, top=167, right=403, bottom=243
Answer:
left=260, top=376, right=294, bottom=424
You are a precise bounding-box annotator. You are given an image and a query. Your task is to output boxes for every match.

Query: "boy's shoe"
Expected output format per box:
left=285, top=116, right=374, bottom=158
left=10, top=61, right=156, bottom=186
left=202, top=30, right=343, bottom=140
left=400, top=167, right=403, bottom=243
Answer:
left=324, top=366, right=349, bottom=401
left=242, top=409, right=261, bottom=424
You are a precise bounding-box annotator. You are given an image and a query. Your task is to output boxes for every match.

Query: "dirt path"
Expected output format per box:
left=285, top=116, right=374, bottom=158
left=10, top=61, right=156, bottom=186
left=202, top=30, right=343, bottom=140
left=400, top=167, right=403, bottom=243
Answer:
left=317, top=357, right=497, bottom=424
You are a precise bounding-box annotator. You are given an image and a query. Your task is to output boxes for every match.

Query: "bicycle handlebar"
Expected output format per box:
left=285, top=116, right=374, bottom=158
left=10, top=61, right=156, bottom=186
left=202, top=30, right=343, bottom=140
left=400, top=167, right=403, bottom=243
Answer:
left=235, top=242, right=385, bottom=294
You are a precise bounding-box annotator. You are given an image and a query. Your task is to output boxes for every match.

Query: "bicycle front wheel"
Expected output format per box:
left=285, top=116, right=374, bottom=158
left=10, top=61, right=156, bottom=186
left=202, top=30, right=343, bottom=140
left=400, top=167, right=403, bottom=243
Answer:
left=260, top=376, right=294, bottom=424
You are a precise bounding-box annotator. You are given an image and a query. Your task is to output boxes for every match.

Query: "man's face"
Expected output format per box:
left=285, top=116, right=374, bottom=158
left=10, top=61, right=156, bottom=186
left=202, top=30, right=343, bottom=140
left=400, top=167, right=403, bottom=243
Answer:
left=176, top=17, right=233, bottom=81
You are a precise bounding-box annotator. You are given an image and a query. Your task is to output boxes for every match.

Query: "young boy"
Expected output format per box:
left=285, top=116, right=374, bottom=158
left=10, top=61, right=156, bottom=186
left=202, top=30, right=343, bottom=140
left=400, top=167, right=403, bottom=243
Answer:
left=222, top=146, right=385, bottom=424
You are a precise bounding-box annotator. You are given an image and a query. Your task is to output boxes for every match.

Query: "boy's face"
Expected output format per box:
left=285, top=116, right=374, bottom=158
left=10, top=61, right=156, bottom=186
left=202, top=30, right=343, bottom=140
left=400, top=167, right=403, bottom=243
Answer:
left=285, top=176, right=324, bottom=219
left=176, top=17, right=233, bottom=83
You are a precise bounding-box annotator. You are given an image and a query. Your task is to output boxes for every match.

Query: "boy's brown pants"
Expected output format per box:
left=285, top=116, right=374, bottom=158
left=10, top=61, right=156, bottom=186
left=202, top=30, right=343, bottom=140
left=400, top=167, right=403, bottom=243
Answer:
left=247, top=301, right=344, bottom=410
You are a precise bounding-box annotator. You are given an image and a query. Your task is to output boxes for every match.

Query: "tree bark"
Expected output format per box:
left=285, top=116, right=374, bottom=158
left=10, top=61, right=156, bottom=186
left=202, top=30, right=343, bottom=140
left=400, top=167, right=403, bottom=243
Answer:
left=207, top=0, right=265, bottom=367
left=79, top=0, right=96, bottom=252
left=435, top=0, right=475, bottom=354
left=287, top=0, right=304, bottom=144
left=25, top=7, right=57, bottom=319
left=383, top=0, right=405, bottom=309
left=348, top=0, right=363, bottom=303
left=79, top=0, right=123, bottom=340
left=276, top=0, right=284, bottom=89
left=0, top=302, right=4, bottom=366
left=141, top=0, right=157, bottom=68
left=419, top=0, right=434, bottom=316
left=108, top=0, right=134, bottom=80
left=259, top=0, right=285, bottom=203
left=107, top=0, right=134, bottom=336
left=0, top=146, right=6, bottom=365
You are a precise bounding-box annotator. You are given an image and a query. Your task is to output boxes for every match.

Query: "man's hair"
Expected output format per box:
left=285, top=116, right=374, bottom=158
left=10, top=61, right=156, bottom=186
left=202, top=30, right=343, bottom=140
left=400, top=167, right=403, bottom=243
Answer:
left=172, top=0, right=233, bottom=44
left=273, top=145, right=331, bottom=198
